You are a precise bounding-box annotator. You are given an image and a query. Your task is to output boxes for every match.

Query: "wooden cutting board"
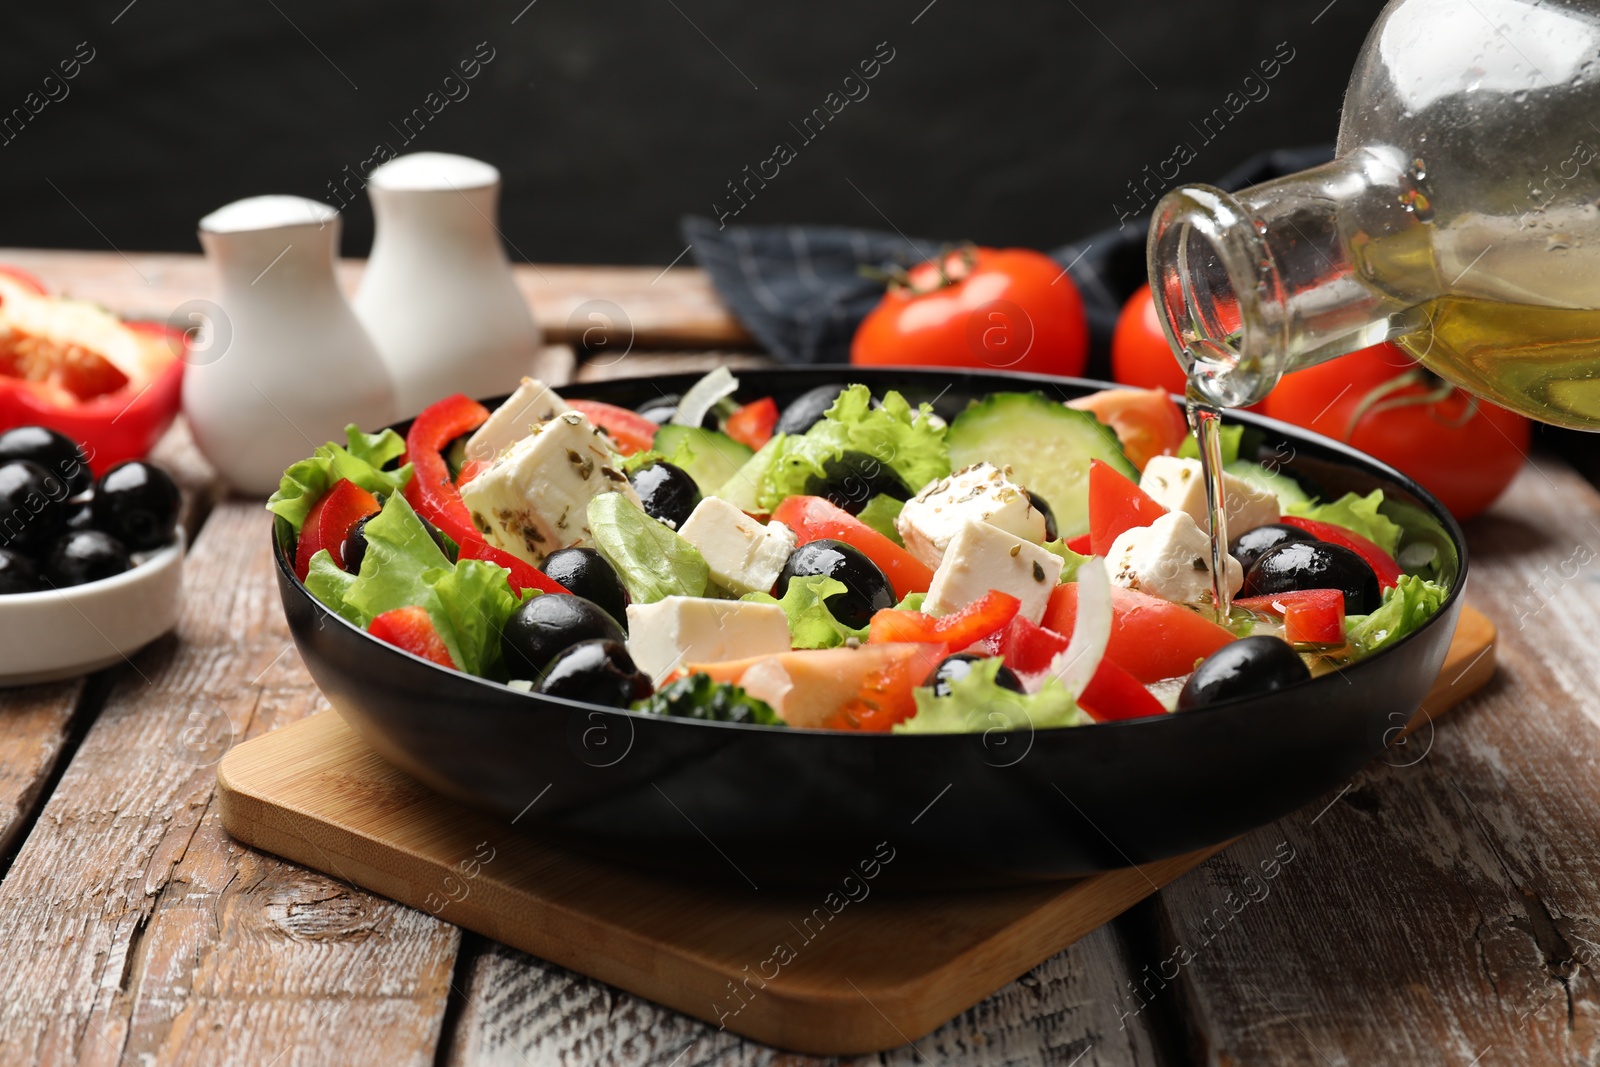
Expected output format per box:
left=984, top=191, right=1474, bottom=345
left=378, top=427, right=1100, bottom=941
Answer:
left=217, top=606, right=1496, bottom=1055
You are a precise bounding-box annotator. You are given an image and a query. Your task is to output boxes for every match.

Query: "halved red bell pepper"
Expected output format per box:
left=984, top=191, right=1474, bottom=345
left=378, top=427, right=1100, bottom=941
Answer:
left=868, top=590, right=1020, bottom=649
left=1279, top=516, right=1403, bottom=590
left=0, top=270, right=185, bottom=474
left=1088, top=458, right=1167, bottom=555
left=771, top=494, right=934, bottom=599
left=566, top=398, right=657, bottom=455
left=295, top=478, right=381, bottom=580
left=368, top=606, right=456, bottom=668
left=404, top=394, right=491, bottom=549
left=724, top=397, right=778, bottom=450
left=1235, top=588, right=1346, bottom=645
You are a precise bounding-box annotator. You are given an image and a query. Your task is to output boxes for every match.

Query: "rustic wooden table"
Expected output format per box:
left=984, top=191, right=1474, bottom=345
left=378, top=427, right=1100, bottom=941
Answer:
left=1, top=247, right=1595, bottom=1067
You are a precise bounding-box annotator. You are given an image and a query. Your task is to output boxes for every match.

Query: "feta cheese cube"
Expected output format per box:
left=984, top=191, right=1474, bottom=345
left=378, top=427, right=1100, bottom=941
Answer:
left=464, top=378, right=570, bottom=465
left=1105, top=510, right=1243, bottom=606
left=677, top=497, right=797, bottom=595
left=625, top=596, right=792, bottom=683
left=1138, top=456, right=1280, bottom=536
left=924, top=519, right=1064, bottom=624
left=896, top=462, right=1048, bottom=568
left=459, top=410, right=640, bottom=565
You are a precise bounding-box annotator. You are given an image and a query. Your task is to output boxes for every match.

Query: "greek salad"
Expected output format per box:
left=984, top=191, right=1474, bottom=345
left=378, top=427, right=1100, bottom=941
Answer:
left=269, top=370, right=1455, bottom=733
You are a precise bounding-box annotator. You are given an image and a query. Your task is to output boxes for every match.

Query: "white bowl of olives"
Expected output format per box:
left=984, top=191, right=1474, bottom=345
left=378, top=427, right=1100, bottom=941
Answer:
left=0, top=426, right=184, bottom=686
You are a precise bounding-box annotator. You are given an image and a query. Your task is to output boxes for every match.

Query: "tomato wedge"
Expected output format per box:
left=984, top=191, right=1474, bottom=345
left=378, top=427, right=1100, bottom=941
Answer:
left=566, top=398, right=657, bottom=455
left=724, top=397, right=778, bottom=450
left=404, top=394, right=490, bottom=549
left=771, top=495, right=934, bottom=599
left=1068, top=386, right=1187, bottom=471
left=1279, top=516, right=1403, bottom=590
left=1088, top=459, right=1167, bottom=555
left=1065, top=533, right=1092, bottom=554
left=868, top=590, right=1020, bottom=648
left=368, top=606, right=455, bottom=668
left=1078, top=656, right=1168, bottom=722
left=1235, top=589, right=1346, bottom=645
left=1043, top=583, right=1234, bottom=683
left=295, top=478, right=380, bottom=580
left=980, top=614, right=1067, bottom=674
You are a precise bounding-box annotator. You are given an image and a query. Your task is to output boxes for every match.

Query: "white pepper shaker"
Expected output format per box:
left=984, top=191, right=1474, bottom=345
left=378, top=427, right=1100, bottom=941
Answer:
left=184, top=196, right=397, bottom=496
left=353, top=153, right=541, bottom=418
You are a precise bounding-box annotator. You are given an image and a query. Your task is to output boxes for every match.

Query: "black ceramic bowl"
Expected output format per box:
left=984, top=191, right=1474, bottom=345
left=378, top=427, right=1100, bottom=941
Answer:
left=274, top=367, right=1467, bottom=889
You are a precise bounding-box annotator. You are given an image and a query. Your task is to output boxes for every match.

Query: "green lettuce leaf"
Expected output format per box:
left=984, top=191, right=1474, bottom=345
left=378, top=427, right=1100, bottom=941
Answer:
left=1177, top=423, right=1244, bottom=466
left=267, top=425, right=413, bottom=531
left=302, top=494, right=528, bottom=675
left=1288, top=489, right=1404, bottom=558
left=856, top=494, right=906, bottom=545
left=1378, top=497, right=1460, bottom=586
left=755, top=386, right=950, bottom=511
left=713, top=436, right=783, bottom=512
left=588, top=492, right=709, bottom=603
left=1040, top=540, right=1088, bottom=583
left=633, top=672, right=783, bottom=725
left=892, top=590, right=927, bottom=613
left=894, top=656, right=1086, bottom=734
left=1345, top=575, right=1449, bottom=657
left=741, top=574, right=868, bottom=649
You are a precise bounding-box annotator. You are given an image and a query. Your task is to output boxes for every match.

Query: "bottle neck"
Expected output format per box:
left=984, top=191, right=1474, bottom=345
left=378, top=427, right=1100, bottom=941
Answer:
left=1147, top=151, right=1434, bottom=408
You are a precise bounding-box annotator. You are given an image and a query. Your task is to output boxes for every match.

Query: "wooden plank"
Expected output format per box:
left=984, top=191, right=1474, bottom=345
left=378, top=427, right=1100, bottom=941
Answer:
left=0, top=501, right=459, bottom=1065
left=1148, top=458, right=1600, bottom=1066
left=0, top=248, right=754, bottom=352
left=574, top=350, right=778, bottom=383
left=442, top=923, right=1163, bottom=1067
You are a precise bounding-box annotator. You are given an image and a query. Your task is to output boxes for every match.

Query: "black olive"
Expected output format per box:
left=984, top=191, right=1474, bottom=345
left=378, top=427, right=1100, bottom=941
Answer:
left=65, top=502, right=95, bottom=532
left=775, top=384, right=848, bottom=436
left=44, top=530, right=132, bottom=588
left=0, top=460, right=70, bottom=553
left=502, top=592, right=627, bottom=680
left=343, top=514, right=374, bottom=575
left=540, top=547, right=629, bottom=625
left=629, top=459, right=701, bottom=529
left=92, top=461, right=180, bottom=551
left=1024, top=490, right=1059, bottom=542
left=0, top=426, right=91, bottom=495
left=925, top=653, right=1024, bottom=698
left=536, top=639, right=653, bottom=707
left=0, top=548, right=40, bottom=594
left=1243, top=540, right=1380, bottom=615
left=1178, top=636, right=1311, bottom=709
left=775, top=539, right=895, bottom=630
left=1229, top=522, right=1317, bottom=573
left=802, top=450, right=911, bottom=515
left=635, top=393, right=718, bottom=430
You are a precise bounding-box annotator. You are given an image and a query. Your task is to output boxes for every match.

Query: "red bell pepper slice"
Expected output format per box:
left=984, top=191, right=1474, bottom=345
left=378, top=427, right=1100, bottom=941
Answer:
left=1088, top=458, right=1167, bottom=555
left=1065, top=532, right=1092, bottom=554
left=1235, top=588, right=1346, bottom=645
left=403, top=394, right=491, bottom=549
left=980, top=614, right=1067, bottom=674
left=1077, top=656, right=1168, bottom=722
left=771, top=494, right=934, bottom=599
left=868, top=590, right=1020, bottom=649
left=457, top=538, right=568, bottom=595
left=724, top=397, right=778, bottom=450
left=368, top=606, right=456, bottom=668
left=295, top=478, right=380, bottom=580
left=1279, top=516, right=1403, bottom=590
left=566, top=399, right=657, bottom=455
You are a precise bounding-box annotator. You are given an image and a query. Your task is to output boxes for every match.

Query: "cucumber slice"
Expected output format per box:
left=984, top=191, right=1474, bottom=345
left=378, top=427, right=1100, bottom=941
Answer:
left=1225, top=459, right=1311, bottom=511
left=652, top=425, right=754, bottom=495
left=946, top=392, right=1135, bottom=538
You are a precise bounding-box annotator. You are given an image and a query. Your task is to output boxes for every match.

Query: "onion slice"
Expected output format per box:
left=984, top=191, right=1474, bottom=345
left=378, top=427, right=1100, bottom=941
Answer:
left=1034, top=557, right=1112, bottom=696
left=672, top=366, right=739, bottom=427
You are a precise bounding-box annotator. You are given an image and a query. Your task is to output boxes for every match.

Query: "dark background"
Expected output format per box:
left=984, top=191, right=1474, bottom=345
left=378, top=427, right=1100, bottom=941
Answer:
left=4, top=0, right=1383, bottom=265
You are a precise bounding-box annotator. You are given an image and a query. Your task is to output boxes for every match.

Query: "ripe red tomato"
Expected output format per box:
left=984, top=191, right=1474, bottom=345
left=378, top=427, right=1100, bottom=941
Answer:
left=1111, top=285, right=1188, bottom=395
left=851, top=247, right=1088, bottom=376
left=1260, top=342, right=1530, bottom=519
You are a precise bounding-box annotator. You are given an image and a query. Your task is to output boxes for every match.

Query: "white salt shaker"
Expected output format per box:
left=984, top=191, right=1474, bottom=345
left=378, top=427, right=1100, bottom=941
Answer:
left=185, top=196, right=397, bottom=496
left=353, top=152, right=541, bottom=418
